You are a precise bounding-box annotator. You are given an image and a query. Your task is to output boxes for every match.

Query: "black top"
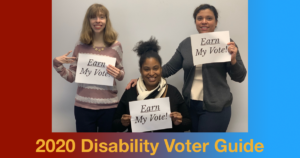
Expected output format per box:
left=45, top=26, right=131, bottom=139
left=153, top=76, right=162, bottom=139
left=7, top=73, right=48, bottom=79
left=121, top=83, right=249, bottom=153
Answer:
left=112, top=84, right=191, bottom=132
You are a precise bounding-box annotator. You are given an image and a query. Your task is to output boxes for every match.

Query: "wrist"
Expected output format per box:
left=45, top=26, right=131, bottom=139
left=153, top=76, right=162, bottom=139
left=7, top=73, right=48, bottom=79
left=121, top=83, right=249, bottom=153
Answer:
left=231, top=58, right=237, bottom=65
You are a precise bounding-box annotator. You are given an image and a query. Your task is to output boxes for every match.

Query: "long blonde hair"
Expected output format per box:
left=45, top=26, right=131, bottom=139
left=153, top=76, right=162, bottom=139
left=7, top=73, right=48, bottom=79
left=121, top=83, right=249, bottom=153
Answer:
left=80, top=4, right=118, bottom=46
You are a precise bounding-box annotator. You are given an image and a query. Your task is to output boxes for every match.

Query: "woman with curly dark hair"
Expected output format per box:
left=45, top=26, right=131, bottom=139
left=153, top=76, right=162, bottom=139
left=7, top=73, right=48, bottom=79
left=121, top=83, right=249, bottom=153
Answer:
left=113, top=37, right=191, bottom=132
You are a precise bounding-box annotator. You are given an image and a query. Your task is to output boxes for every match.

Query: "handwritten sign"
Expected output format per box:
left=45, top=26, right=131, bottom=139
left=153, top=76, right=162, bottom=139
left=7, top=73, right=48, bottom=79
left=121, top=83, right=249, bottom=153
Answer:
left=129, top=97, right=172, bottom=132
left=191, top=31, right=230, bottom=65
left=75, top=54, right=116, bottom=86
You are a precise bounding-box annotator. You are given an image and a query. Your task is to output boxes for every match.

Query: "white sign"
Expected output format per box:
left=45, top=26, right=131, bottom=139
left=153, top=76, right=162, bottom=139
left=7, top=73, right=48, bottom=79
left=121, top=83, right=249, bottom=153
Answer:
left=75, top=54, right=116, bottom=86
left=129, top=97, right=172, bottom=132
left=191, top=31, right=231, bottom=65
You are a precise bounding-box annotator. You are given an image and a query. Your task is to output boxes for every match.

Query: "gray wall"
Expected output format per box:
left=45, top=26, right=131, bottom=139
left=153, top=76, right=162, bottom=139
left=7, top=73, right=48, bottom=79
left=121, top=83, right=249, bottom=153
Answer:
left=52, top=0, right=248, bottom=132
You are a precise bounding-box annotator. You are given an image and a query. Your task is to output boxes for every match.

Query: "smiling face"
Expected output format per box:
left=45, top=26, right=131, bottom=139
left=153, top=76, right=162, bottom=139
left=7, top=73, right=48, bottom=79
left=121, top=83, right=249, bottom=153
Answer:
left=195, top=9, right=217, bottom=33
left=89, top=12, right=106, bottom=34
left=140, top=57, right=162, bottom=91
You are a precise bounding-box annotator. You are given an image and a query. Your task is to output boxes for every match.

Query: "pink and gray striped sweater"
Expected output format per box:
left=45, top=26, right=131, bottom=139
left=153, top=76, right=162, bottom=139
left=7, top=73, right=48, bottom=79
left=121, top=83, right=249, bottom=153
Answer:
left=53, top=41, right=125, bottom=110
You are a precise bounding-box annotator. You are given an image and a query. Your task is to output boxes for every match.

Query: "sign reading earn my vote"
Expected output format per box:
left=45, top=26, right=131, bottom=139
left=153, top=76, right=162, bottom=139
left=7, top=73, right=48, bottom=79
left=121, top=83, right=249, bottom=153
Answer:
left=191, top=31, right=231, bottom=65
left=129, top=97, right=172, bottom=132
left=75, top=54, right=116, bottom=86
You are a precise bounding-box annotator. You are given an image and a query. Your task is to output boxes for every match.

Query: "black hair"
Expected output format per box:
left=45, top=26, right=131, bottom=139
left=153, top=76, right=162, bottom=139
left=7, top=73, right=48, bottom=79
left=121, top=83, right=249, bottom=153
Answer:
left=193, top=4, right=218, bottom=23
left=133, top=37, right=162, bottom=68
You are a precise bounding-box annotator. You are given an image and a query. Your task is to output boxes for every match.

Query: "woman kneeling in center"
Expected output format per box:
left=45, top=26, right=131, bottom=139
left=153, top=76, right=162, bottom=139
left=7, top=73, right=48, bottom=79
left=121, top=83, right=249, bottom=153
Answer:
left=113, top=37, right=191, bottom=132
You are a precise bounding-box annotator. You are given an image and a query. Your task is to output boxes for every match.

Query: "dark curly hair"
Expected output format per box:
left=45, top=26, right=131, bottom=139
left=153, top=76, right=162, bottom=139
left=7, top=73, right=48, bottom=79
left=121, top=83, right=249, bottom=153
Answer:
left=133, top=37, right=162, bottom=68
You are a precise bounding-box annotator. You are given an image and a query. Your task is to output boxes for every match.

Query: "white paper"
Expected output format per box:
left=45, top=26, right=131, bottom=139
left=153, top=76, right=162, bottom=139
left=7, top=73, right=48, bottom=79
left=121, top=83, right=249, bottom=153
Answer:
left=129, top=97, right=172, bottom=132
left=191, top=31, right=231, bottom=65
left=75, top=54, right=116, bottom=86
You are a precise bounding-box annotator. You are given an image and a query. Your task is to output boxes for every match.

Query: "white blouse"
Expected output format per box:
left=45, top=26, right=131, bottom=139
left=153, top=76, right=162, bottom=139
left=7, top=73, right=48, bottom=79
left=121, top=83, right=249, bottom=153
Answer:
left=190, top=64, right=203, bottom=101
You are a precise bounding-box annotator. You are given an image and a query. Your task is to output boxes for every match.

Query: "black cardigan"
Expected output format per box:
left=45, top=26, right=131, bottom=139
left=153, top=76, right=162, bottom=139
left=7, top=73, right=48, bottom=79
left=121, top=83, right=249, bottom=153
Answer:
left=113, top=84, right=191, bottom=132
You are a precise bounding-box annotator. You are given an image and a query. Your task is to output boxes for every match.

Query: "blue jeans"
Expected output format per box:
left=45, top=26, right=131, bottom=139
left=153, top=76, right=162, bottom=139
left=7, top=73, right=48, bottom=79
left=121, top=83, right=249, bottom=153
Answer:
left=189, top=100, right=231, bottom=132
left=74, top=106, right=116, bottom=132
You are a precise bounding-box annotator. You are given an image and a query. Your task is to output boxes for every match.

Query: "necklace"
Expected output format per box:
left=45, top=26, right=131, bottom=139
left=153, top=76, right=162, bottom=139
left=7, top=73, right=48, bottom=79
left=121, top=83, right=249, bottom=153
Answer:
left=93, top=45, right=105, bottom=52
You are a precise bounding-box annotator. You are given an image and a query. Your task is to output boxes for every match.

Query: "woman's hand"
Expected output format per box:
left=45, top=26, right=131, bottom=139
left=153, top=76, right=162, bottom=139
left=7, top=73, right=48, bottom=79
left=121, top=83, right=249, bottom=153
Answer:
left=170, top=112, right=183, bottom=126
left=107, top=65, right=121, bottom=79
left=121, top=114, right=131, bottom=127
left=55, top=51, right=77, bottom=64
left=125, top=79, right=138, bottom=90
left=227, top=42, right=238, bottom=65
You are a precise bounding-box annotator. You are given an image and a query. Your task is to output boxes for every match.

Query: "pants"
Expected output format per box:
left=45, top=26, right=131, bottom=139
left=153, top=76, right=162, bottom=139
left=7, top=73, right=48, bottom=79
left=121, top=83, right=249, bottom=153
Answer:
left=189, top=100, right=231, bottom=132
left=74, top=106, right=116, bottom=132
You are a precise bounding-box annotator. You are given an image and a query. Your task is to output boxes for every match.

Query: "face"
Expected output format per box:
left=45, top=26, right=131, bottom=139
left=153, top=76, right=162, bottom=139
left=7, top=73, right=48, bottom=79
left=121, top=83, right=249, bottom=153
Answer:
left=195, top=9, right=217, bottom=33
left=89, top=12, right=106, bottom=34
left=140, top=58, right=162, bottom=90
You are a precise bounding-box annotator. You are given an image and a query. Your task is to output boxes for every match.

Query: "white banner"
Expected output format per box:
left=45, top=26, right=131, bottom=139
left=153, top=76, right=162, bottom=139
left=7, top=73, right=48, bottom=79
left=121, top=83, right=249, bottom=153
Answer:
left=191, top=31, right=231, bottom=65
left=129, top=97, right=172, bottom=132
left=75, top=54, right=116, bottom=86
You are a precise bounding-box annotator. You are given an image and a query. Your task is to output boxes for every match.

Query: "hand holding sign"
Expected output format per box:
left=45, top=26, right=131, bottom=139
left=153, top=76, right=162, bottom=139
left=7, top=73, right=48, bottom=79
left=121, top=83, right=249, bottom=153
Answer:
left=170, top=112, right=182, bottom=125
left=107, top=64, right=121, bottom=79
left=75, top=54, right=116, bottom=86
left=55, top=51, right=77, bottom=64
left=227, top=42, right=238, bottom=65
left=121, top=114, right=131, bottom=127
left=129, top=97, right=172, bottom=132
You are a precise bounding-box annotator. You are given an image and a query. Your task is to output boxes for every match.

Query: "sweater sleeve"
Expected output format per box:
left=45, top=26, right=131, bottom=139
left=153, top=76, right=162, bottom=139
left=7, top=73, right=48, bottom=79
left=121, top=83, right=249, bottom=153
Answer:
left=113, top=42, right=125, bottom=81
left=162, top=43, right=184, bottom=78
left=169, top=86, right=191, bottom=132
left=227, top=39, right=247, bottom=82
left=112, top=89, right=130, bottom=132
left=53, top=46, right=78, bottom=83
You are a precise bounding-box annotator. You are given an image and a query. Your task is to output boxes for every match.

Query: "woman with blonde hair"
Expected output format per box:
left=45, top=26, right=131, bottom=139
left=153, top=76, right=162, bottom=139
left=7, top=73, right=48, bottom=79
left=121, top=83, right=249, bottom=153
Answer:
left=53, top=4, right=125, bottom=132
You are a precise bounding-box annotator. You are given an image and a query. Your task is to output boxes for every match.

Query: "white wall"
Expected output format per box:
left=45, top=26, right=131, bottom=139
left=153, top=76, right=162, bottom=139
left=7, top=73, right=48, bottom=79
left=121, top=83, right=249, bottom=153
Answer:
left=52, top=0, right=248, bottom=132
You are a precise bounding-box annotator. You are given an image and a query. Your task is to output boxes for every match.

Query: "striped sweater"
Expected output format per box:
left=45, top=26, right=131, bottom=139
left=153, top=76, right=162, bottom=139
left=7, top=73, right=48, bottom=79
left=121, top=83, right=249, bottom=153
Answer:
left=53, top=41, right=125, bottom=110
